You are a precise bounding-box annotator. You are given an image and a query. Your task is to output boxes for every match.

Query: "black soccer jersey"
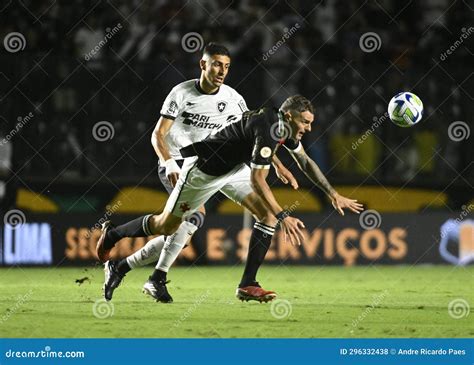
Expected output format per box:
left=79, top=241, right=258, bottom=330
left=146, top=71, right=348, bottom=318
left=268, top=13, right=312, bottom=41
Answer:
left=180, top=107, right=301, bottom=176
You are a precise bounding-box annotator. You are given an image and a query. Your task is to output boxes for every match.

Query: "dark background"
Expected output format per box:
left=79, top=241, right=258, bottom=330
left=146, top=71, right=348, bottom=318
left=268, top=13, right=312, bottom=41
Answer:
left=0, top=0, right=472, bottom=214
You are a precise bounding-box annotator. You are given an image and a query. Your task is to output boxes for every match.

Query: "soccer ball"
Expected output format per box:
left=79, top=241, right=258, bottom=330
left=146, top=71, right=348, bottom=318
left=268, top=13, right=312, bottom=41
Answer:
left=388, top=92, right=423, bottom=127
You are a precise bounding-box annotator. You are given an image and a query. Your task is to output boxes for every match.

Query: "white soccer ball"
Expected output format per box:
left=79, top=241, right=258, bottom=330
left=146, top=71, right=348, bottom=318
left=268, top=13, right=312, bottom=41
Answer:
left=388, top=92, right=423, bottom=127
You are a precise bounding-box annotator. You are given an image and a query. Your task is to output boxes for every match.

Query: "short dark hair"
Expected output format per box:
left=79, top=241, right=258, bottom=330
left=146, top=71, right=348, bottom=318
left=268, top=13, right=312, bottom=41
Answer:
left=203, top=43, right=231, bottom=58
left=280, top=95, right=314, bottom=114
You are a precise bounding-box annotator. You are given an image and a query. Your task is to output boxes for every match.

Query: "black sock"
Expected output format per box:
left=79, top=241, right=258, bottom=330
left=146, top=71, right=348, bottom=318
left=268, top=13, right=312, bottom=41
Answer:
left=116, top=259, right=131, bottom=276
left=150, top=269, right=167, bottom=282
left=239, top=222, right=275, bottom=287
left=105, top=214, right=153, bottom=249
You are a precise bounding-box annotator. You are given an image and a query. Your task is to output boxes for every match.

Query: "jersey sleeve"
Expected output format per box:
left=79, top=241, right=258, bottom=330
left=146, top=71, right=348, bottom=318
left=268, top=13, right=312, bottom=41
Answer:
left=160, top=86, right=184, bottom=120
left=249, top=114, right=275, bottom=170
left=237, top=97, right=248, bottom=113
left=228, top=88, right=248, bottom=114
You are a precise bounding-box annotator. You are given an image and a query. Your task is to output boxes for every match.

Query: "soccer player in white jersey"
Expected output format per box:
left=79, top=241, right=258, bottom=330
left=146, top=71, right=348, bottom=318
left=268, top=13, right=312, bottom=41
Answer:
left=101, top=43, right=297, bottom=303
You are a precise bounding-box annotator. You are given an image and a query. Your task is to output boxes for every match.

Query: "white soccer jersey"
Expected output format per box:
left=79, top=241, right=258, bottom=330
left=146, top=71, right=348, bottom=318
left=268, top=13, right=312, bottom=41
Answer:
left=159, top=79, right=248, bottom=161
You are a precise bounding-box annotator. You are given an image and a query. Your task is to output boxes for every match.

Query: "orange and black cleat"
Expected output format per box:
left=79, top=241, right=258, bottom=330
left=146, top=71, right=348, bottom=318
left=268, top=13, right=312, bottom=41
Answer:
left=236, top=285, right=277, bottom=303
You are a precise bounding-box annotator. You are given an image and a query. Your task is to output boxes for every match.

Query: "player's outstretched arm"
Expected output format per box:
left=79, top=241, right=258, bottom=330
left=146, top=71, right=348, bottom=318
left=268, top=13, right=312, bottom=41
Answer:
left=272, top=153, right=299, bottom=190
left=250, top=168, right=283, bottom=216
left=250, top=168, right=305, bottom=245
left=152, top=117, right=180, bottom=187
left=289, top=146, right=364, bottom=216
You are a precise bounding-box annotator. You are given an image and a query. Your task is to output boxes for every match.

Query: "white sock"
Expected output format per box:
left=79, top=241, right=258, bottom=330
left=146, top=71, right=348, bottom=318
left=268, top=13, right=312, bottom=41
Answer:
left=126, top=236, right=165, bottom=269
left=156, top=221, right=198, bottom=272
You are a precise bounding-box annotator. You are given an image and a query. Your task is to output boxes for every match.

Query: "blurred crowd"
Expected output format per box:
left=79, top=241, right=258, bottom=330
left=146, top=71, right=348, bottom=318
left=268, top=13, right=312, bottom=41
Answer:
left=1, top=0, right=472, bottom=186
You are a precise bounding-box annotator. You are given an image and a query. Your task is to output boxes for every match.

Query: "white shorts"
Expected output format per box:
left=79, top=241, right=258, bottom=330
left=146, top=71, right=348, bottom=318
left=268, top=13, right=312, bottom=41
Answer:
left=164, top=159, right=253, bottom=217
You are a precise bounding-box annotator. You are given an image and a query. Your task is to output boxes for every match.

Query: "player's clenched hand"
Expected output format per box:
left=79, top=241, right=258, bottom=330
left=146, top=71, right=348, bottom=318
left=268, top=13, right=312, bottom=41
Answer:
left=330, top=193, right=364, bottom=216
left=275, top=164, right=299, bottom=190
left=167, top=172, right=179, bottom=187
left=164, top=159, right=181, bottom=187
left=280, top=217, right=305, bottom=246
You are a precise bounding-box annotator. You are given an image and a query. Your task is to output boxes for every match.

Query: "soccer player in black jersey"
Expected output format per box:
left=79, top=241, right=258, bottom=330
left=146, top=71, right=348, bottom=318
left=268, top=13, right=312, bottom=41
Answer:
left=97, top=95, right=363, bottom=302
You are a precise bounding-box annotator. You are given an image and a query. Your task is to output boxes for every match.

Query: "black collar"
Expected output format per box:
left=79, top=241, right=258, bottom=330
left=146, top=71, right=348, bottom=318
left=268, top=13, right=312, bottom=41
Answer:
left=195, top=79, right=219, bottom=95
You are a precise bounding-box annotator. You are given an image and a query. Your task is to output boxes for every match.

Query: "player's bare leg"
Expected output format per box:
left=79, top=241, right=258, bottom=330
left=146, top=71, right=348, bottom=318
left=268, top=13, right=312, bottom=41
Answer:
left=236, top=192, right=278, bottom=303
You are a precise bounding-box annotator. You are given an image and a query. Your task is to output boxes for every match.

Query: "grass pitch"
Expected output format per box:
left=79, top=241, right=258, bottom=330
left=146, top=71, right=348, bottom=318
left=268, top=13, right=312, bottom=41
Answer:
left=0, top=265, right=472, bottom=338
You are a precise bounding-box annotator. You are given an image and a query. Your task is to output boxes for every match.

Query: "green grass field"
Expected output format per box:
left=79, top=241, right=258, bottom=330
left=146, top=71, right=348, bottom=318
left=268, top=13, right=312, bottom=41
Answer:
left=0, top=265, right=472, bottom=338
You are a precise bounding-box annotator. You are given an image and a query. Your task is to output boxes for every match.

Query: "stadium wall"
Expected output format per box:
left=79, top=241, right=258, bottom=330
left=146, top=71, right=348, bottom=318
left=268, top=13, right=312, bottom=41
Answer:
left=1, top=213, right=472, bottom=267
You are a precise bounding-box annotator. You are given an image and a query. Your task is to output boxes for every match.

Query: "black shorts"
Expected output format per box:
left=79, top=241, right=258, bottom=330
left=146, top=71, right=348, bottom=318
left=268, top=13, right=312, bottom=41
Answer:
left=157, top=159, right=185, bottom=194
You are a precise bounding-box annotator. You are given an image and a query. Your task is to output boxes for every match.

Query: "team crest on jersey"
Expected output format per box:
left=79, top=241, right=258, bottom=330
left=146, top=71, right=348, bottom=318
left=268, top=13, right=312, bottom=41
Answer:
left=179, top=202, right=191, bottom=213
left=217, top=101, right=227, bottom=113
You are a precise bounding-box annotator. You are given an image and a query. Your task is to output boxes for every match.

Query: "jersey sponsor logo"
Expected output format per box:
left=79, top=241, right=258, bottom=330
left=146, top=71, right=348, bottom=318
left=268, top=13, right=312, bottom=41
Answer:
left=260, top=146, right=272, bottom=158
left=181, top=111, right=220, bottom=129
left=186, top=101, right=196, bottom=106
left=167, top=100, right=178, bottom=115
left=217, top=101, right=227, bottom=113
left=226, top=115, right=238, bottom=124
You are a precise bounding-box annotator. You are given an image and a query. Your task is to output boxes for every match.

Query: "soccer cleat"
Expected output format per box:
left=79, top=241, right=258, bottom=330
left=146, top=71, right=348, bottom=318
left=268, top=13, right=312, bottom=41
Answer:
left=96, top=220, right=114, bottom=263
left=236, top=285, right=277, bottom=303
left=142, top=278, right=173, bottom=303
left=103, top=260, right=125, bottom=301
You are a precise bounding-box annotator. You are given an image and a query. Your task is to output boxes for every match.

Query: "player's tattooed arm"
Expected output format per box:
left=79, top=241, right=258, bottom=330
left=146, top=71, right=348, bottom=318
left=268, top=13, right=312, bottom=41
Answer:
left=290, top=146, right=336, bottom=197
left=289, top=146, right=364, bottom=215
